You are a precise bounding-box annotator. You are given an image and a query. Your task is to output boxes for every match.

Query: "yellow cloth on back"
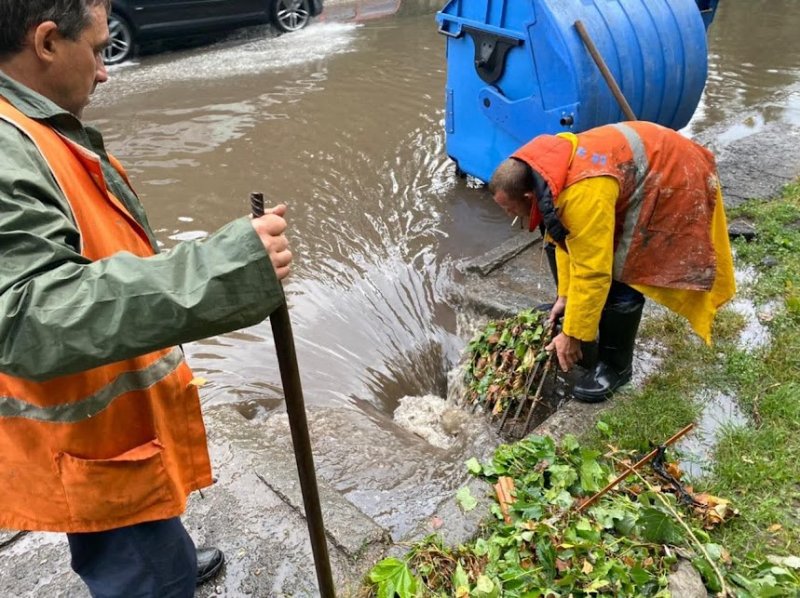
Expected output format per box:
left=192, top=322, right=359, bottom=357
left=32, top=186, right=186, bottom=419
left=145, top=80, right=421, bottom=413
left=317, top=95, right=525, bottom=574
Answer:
left=554, top=176, right=736, bottom=344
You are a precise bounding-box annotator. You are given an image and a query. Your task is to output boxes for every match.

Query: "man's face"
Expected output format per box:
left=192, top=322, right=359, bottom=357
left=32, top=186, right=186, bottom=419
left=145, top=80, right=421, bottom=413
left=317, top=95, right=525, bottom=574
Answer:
left=50, top=5, right=110, bottom=117
left=493, top=189, right=531, bottom=218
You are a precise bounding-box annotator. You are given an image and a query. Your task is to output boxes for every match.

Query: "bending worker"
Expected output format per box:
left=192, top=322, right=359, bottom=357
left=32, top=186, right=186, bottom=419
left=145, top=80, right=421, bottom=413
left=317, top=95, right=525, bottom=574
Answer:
left=490, top=121, right=735, bottom=402
left=0, top=1, right=292, bottom=595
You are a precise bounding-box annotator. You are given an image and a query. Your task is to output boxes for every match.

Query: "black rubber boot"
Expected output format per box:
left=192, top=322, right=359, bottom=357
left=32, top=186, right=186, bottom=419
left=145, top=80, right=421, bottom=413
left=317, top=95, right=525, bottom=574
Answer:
left=572, top=302, right=643, bottom=403
left=196, top=546, right=225, bottom=585
left=577, top=339, right=598, bottom=371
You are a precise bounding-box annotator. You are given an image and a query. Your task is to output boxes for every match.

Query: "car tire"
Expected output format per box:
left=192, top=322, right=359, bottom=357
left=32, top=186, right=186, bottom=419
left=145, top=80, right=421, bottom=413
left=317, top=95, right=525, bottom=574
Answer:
left=271, top=0, right=312, bottom=32
left=104, top=12, right=134, bottom=65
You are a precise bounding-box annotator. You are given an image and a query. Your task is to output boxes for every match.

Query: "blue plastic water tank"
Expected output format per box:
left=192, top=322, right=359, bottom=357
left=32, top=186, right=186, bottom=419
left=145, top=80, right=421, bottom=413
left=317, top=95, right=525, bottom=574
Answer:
left=436, top=0, right=717, bottom=183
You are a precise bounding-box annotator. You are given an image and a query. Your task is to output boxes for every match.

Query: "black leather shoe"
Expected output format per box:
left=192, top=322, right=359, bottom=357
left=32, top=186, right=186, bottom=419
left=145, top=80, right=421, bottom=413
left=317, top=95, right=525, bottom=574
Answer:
left=571, top=361, right=631, bottom=403
left=196, top=547, right=225, bottom=585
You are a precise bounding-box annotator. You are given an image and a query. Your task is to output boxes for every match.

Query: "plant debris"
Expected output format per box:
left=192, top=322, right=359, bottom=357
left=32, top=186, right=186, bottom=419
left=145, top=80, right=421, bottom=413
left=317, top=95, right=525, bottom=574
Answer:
left=464, top=309, right=556, bottom=437
left=364, top=434, right=799, bottom=597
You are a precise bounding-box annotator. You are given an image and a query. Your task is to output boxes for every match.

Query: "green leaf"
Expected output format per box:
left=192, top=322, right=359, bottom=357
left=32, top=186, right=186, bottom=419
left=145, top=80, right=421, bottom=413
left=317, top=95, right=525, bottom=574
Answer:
left=561, top=434, right=580, bottom=454
left=368, top=557, right=418, bottom=598
left=596, top=420, right=611, bottom=436
left=585, top=577, right=611, bottom=591
left=466, top=458, right=483, bottom=475
left=692, top=557, right=722, bottom=592
left=767, top=555, right=800, bottom=570
left=590, top=505, right=626, bottom=529
left=514, top=501, right=544, bottom=521
left=629, top=566, right=653, bottom=585
left=452, top=563, right=470, bottom=593
left=547, top=464, right=578, bottom=490
left=473, top=538, right=490, bottom=557
left=369, top=557, right=405, bottom=582
left=638, top=507, right=684, bottom=544
left=573, top=517, right=601, bottom=543
left=457, top=486, right=478, bottom=512
left=473, top=575, right=499, bottom=597
left=536, top=537, right=557, bottom=580
left=613, top=513, right=637, bottom=537
left=578, top=448, right=605, bottom=493
left=704, top=543, right=723, bottom=561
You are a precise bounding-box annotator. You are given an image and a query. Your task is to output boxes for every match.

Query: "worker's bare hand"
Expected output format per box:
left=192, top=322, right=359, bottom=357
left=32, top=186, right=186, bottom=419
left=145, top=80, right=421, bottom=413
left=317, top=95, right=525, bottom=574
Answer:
left=546, top=332, right=582, bottom=372
left=548, top=296, right=567, bottom=323
left=251, top=204, right=292, bottom=280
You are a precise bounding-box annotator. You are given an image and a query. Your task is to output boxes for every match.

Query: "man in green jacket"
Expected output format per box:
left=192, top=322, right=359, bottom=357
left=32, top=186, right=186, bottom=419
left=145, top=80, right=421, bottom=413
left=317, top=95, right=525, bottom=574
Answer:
left=0, top=1, right=292, bottom=595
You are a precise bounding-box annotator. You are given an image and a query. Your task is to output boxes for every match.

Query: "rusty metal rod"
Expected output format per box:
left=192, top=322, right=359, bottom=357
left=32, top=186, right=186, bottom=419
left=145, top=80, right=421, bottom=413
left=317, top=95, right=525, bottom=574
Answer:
left=574, top=20, right=637, bottom=122
left=577, top=423, right=695, bottom=513
left=522, top=354, right=554, bottom=437
left=499, top=355, right=544, bottom=433
left=251, top=192, right=335, bottom=597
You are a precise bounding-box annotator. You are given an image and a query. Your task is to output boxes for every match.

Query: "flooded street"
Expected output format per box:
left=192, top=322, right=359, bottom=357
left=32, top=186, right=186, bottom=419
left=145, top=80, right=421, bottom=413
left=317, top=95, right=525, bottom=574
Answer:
left=85, top=0, right=800, bottom=457
left=687, top=0, right=800, bottom=144
left=91, top=7, right=512, bottom=420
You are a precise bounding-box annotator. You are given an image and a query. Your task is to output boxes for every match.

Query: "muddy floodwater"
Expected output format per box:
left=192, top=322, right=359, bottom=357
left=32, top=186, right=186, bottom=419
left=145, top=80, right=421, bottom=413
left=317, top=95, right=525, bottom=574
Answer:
left=87, top=0, right=800, bottom=430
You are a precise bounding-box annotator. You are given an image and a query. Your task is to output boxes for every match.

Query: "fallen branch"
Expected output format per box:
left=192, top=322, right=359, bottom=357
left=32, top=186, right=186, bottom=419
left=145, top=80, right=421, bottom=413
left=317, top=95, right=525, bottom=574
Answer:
left=577, top=423, right=695, bottom=513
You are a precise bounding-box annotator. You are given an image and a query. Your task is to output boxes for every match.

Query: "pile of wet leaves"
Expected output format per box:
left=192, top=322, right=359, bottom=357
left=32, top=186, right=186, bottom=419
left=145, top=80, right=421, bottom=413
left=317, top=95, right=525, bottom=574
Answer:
left=463, top=310, right=554, bottom=434
left=364, top=434, right=799, bottom=597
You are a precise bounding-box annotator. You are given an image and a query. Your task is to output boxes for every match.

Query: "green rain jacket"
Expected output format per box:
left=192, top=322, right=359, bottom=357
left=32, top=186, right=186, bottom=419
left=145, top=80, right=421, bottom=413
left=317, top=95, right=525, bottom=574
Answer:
left=0, top=71, right=284, bottom=382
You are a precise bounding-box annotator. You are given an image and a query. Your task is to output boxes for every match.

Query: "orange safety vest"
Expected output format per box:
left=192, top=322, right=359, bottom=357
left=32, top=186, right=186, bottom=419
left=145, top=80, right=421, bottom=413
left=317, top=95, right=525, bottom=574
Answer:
left=0, top=100, right=212, bottom=533
left=513, top=121, right=720, bottom=291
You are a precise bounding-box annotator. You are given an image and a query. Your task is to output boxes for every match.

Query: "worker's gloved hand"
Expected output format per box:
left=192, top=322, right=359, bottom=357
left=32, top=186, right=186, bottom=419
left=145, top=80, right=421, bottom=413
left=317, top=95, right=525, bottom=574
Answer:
left=251, top=204, right=292, bottom=280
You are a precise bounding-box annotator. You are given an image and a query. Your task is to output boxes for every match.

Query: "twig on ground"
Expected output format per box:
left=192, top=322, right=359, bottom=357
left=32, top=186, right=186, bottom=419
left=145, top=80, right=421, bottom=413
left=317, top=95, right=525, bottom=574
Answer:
left=577, top=423, right=695, bottom=513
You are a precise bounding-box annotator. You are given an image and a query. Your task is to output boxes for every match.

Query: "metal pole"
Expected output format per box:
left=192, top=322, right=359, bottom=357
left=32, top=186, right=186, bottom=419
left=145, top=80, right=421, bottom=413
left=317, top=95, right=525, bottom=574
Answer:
left=574, top=20, right=638, bottom=122
left=250, top=192, right=336, bottom=597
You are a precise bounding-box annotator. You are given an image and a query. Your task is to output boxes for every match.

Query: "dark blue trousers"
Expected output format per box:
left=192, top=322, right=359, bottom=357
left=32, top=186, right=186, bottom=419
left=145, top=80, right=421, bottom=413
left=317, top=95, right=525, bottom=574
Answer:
left=606, top=279, right=645, bottom=309
left=67, top=517, right=197, bottom=598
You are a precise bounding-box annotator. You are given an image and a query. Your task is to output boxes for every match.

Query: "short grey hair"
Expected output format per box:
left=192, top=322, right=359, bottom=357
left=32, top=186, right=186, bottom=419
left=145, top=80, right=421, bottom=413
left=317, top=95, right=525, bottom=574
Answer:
left=488, top=157, right=535, bottom=200
left=0, top=0, right=111, bottom=58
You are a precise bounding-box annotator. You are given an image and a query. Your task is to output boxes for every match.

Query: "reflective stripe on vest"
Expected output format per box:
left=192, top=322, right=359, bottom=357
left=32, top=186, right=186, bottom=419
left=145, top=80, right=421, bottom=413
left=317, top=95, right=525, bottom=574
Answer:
left=608, top=123, right=648, bottom=281
left=0, top=347, right=183, bottom=423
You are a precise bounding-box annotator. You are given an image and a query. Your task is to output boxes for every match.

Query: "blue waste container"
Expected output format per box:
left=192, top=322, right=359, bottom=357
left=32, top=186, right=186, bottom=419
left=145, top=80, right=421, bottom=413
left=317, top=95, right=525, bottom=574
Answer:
left=436, top=0, right=719, bottom=183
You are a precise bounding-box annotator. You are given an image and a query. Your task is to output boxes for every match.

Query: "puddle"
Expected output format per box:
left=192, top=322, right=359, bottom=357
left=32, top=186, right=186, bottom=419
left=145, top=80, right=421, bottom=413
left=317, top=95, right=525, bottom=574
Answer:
left=734, top=263, right=758, bottom=288
left=728, top=298, right=775, bottom=351
left=676, top=390, right=749, bottom=479
left=631, top=338, right=667, bottom=388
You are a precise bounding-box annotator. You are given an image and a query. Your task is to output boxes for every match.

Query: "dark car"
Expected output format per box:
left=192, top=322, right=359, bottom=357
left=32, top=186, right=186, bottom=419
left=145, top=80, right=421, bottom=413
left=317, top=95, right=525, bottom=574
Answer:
left=105, top=0, right=324, bottom=65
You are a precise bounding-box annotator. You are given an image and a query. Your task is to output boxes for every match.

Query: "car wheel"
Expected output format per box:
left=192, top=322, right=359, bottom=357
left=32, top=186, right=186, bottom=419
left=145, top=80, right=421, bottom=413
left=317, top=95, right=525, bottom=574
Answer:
left=104, top=12, right=134, bottom=65
left=271, top=0, right=312, bottom=32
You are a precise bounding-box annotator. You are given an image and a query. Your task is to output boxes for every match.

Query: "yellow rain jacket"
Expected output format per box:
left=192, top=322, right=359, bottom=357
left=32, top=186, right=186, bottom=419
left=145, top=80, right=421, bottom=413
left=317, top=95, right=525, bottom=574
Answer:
left=512, top=122, right=736, bottom=344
